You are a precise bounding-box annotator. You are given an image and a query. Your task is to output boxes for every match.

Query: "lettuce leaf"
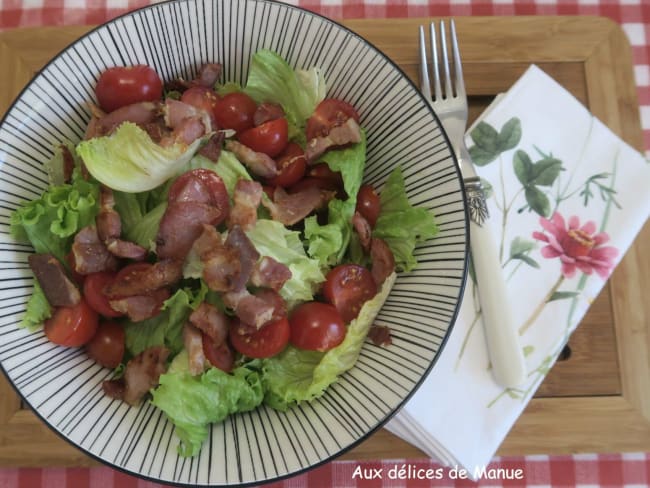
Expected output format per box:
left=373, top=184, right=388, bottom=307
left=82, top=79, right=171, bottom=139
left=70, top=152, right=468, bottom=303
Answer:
left=10, top=167, right=100, bottom=263
left=20, top=281, right=52, bottom=331
left=262, top=272, right=396, bottom=410
left=244, top=49, right=325, bottom=139
left=303, top=132, right=366, bottom=266
left=76, top=122, right=206, bottom=193
left=246, top=220, right=325, bottom=308
left=123, top=284, right=206, bottom=357
left=151, top=364, right=264, bottom=456
left=112, top=191, right=167, bottom=250
left=373, top=168, right=439, bottom=271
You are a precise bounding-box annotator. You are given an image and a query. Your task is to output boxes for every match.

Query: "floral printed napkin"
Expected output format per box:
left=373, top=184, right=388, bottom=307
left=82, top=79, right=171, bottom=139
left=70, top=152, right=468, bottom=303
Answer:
left=385, top=65, right=650, bottom=477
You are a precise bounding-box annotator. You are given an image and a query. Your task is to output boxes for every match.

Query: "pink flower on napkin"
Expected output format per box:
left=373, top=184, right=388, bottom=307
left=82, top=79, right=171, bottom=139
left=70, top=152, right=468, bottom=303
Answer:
left=532, top=212, right=618, bottom=279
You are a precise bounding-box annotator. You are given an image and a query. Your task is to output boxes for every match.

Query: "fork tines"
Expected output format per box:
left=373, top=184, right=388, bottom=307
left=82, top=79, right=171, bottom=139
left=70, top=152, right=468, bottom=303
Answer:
left=419, top=19, right=465, bottom=102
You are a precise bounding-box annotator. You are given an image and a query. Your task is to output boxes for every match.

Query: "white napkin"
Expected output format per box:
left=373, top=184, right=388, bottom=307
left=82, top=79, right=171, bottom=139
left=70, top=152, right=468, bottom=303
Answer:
left=385, top=65, right=650, bottom=479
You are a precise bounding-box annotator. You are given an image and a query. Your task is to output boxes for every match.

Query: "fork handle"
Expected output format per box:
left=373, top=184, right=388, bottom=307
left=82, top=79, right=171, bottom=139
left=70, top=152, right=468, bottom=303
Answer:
left=470, top=220, right=527, bottom=388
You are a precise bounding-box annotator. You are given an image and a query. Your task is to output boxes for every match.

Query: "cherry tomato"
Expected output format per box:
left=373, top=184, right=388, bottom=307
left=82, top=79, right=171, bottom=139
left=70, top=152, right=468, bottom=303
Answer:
left=306, top=98, right=360, bottom=141
left=95, top=65, right=163, bottom=113
left=181, top=86, right=220, bottom=127
left=289, top=302, right=346, bottom=352
left=291, top=163, right=345, bottom=198
left=83, top=272, right=123, bottom=318
left=355, top=184, right=381, bottom=227
left=214, top=92, right=257, bottom=133
left=322, top=264, right=377, bottom=323
left=202, top=334, right=234, bottom=372
left=86, top=321, right=125, bottom=368
left=230, top=317, right=290, bottom=359
left=168, top=168, right=230, bottom=223
left=44, top=299, right=99, bottom=347
left=267, top=143, right=306, bottom=187
left=238, top=118, right=288, bottom=158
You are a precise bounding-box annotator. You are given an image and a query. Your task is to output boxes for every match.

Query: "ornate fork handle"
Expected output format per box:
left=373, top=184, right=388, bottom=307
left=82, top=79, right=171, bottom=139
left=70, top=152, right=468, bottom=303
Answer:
left=464, top=177, right=489, bottom=227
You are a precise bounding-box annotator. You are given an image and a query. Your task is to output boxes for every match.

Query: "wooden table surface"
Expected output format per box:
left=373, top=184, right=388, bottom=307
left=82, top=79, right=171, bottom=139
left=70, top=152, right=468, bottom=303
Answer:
left=0, top=16, right=649, bottom=466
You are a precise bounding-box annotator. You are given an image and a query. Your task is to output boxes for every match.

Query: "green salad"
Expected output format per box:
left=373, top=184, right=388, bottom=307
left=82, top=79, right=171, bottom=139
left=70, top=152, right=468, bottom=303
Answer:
left=10, top=50, right=438, bottom=457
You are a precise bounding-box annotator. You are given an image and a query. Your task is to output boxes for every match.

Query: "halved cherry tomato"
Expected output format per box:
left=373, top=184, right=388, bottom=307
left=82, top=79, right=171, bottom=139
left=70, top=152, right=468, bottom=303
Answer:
left=86, top=321, right=125, bottom=368
left=306, top=98, right=360, bottom=141
left=202, top=333, right=234, bottom=372
left=181, top=86, right=220, bottom=127
left=44, top=299, right=99, bottom=347
left=355, top=184, right=381, bottom=227
left=323, top=264, right=377, bottom=323
left=95, top=65, right=163, bottom=113
left=214, top=92, right=257, bottom=133
left=238, top=118, right=288, bottom=158
left=230, top=317, right=290, bottom=359
left=168, top=168, right=230, bottom=223
left=289, top=302, right=346, bottom=352
left=83, top=272, right=123, bottom=318
left=267, top=143, right=306, bottom=187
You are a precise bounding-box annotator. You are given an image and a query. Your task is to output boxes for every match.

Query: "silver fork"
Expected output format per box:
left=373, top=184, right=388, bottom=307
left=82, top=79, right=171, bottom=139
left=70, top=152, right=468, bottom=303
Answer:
left=419, top=20, right=527, bottom=388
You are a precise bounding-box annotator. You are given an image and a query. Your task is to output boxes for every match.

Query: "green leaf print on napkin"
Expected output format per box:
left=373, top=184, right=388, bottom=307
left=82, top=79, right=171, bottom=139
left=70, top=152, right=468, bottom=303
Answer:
left=469, top=118, right=522, bottom=166
left=513, top=150, right=563, bottom=217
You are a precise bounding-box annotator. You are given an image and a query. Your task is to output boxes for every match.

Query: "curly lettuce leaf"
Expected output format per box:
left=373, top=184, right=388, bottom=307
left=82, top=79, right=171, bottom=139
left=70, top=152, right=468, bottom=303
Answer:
left=373, top=168, right=439, bottom=271
left=76, top=122, right=206, bottom=193
left=262, top=272, right=396, bottom=410
left=246, top=220, right=325, bottom=308
left=10, top=168, right=100, bottom=263
left=151, top=364, right=264, bottom=456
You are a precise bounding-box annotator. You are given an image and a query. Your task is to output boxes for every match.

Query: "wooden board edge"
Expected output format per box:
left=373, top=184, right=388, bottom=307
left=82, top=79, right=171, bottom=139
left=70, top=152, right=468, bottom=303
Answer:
left=582, top=19, right=650, bottom=422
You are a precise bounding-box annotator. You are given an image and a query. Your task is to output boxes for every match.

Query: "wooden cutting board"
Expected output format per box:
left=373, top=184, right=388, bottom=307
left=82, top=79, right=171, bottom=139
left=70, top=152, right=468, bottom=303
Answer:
left=1, top=16, right=649, bottom=466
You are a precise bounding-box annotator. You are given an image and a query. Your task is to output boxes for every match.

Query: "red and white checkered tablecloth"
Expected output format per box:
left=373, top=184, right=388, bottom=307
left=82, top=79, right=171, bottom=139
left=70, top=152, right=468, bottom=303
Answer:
left=0, top=0, right=649, bottom=155
left=1, top=453, right=650, bottom=487
left=1, top=1, right=649, bottom=486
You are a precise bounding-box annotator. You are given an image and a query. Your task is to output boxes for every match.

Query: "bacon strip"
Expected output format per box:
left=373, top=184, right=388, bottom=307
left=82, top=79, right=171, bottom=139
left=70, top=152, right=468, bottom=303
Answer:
left=228, top=180, right=263, bottom=231
left=164, top=99, right=212, bottom=134
left=222, top=289, right=275, bottom=330
left=352, top=211, right=372, bottom=252
left=108, top=288, right=171, bottom=322
left=253, top=102, right=284, bottom=126
left=261, top=186, right=324, bottom=226
left=250, top=256, right=292, bottom=292
left=198, top=132, right=225, bottom=162
left=71, top=226, right=119, bottom=275
left=192, top=225, right=241, bottom=292
left=225, top=226, right=260, bottom=291
left=105, top=260, right=183, bottom=298
left=370, top=237, right=396, bottom=287
left=368, top=325, right=392, bottom=347
left=103, top=346, right=170, bottom=405
left=195, top=63, right=221, bottom=88
left=156, top=202, right=224, bottom=261
left=28, top=254, right=80, bottom=307
left=305, top=117, right=362, bottom=161
left=189, top=302, right=229, bottom=345
left=97, top=186, right=147, bottom=261
left=183, top=323, right=206, bottom=376
left=225, top=140, right=278, bottom=178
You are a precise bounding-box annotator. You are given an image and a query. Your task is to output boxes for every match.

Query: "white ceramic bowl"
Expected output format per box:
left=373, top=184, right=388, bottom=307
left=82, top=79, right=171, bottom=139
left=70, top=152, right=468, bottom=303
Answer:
left=0, top=0, right=468, bottom=485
